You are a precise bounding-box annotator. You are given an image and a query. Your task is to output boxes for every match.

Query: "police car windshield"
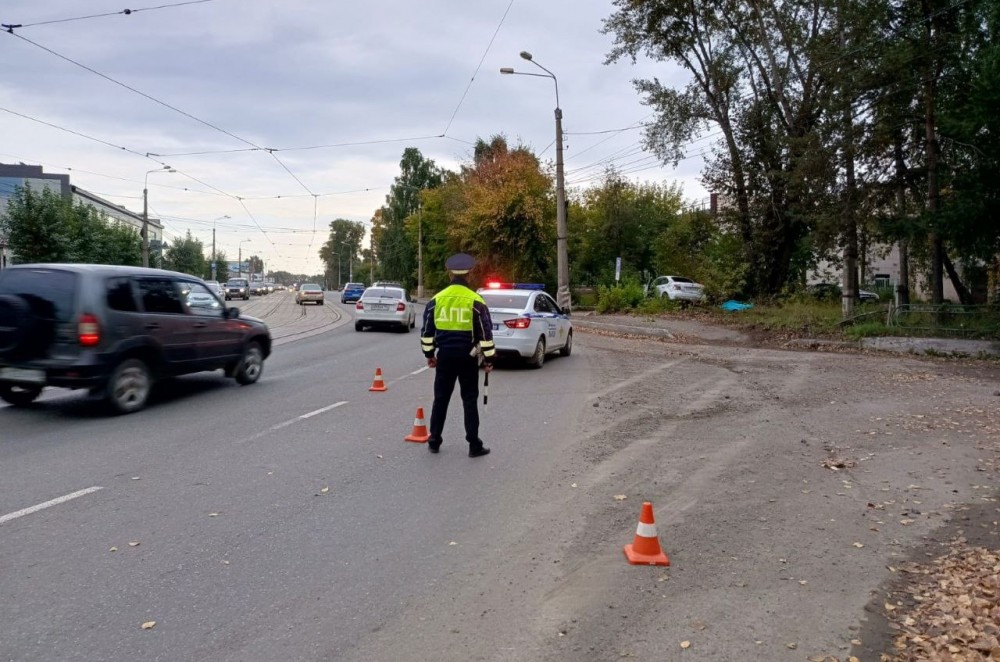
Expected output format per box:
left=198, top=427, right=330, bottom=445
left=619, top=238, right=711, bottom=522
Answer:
left=480, top=293, right=529, bottom=309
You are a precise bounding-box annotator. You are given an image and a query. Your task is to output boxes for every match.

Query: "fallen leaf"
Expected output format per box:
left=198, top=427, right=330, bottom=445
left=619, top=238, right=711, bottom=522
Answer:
left=128, top=541, right=140, bottom=547
left=851, top=638, right=862, bottom=645
left=614, top=494, right=627, bottom=501
left=798, top=580, right=808, bottom=585
left=848, top=657, right=860, bottom=662
left=376, top=455, right=383, bottom=459
left=448, top=541, right=458, bottom=546
left=571, top=483, right=577, bottom=488
left=140, top=621, right=156, bottom=630
left=853, top=542, right=865, bottom=548
left=208, top=513, right=219, bottom=517
left=320, top=487, right=330, bottom=494
left=131, top=477, right=141, bottom=481
left=109, top=547, right=118, bottom=552
left=884, top=602, right=896, bottom=611
left=786, top=642, right=798, bottom=649
left=680, top=641, right=691, bottom=649
left=221, top=560, right=230, bottom=565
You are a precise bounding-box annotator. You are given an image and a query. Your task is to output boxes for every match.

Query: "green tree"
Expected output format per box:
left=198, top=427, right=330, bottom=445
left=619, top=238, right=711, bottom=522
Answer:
left=372, top=148, right=444, bottom=287
left=164, top=231, right=207, bottom=277
left=2, top=184, right=72, bottom=263
left=319, top=219, right=366, bottom=288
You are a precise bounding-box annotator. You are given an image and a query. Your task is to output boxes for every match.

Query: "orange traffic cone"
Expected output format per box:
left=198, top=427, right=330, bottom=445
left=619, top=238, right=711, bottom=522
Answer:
left=404, top=407, right=430, bottom=443
left=623, top=501, right=670, bottom=566
left=369, top=367, right=387, bottom=392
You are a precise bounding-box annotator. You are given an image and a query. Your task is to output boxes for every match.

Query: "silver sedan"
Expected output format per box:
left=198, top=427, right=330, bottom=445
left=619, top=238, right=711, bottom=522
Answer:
left=354, top=286, right=416, bottom=332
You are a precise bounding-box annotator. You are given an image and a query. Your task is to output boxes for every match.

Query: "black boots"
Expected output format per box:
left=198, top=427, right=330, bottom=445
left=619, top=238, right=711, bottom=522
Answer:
left=468, top=441, right=491, bottom=458
left=428, top=438, right=441, bottom=453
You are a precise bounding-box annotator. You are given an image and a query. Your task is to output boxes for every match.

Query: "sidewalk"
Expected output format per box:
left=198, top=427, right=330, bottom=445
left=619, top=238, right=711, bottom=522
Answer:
left=572, top=310, right=1000, bottom=357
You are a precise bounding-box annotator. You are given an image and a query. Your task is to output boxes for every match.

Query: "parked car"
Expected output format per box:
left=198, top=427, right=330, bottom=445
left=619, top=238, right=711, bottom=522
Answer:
left=354, top=286, right=416, bottom=332
left=0, top=264, right=271, bottom=413
left=478, top=282, right=572, bottom=369
left=225, top=278, right=250, bottom=301
left=296, top=283, right=325, bottom=305
left=341, top=282, right=366, bottom=303
left=645, top=276, right=706, bottom=303
left=808, top=283, right=880, bottom=302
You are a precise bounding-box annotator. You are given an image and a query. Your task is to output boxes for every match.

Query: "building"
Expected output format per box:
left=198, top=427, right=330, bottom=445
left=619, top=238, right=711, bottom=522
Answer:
left=0, top=163, right=163, bottom=268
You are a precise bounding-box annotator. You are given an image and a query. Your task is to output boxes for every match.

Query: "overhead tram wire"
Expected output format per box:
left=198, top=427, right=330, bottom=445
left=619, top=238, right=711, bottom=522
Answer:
left=7, top=1, right=217, bottom=29
left=4, top=30, right=316, bottom=200
left=148, top=133, right=446, bottom=158
left=440, top=0, right=514, bottom=137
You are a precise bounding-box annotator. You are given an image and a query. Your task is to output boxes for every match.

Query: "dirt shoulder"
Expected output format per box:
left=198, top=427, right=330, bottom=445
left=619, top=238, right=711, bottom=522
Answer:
left=571, top=319, right=999, bottom=661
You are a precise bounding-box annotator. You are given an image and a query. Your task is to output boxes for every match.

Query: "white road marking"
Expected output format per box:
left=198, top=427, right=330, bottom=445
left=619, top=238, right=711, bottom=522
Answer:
left=410, top=366, right=430, bottom=376
left=0, top=486, right=104, bottom=526
left=300, top=401, right=348, bottom=419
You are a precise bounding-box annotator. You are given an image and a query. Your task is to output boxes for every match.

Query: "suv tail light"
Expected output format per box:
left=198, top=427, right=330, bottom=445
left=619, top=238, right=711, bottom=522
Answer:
left=356, top=301, right=364, bottom=310
left=78, top=313, right=100, bottom=347
left=396, top=302, right=406, bottom=312
left=504, top=317, right=531, bottom=329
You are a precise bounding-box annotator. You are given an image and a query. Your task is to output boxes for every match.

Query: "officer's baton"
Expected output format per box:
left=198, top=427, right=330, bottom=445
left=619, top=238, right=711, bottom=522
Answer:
left=483, top=370, right=489, bottom=411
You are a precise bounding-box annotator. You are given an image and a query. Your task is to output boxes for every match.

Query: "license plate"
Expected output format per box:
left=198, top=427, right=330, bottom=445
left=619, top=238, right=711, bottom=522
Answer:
left=492, top=323, right=500, bottom=331
left=371, top=304, right=390, bottom=311
left=0, top=367, right=45, bottom=384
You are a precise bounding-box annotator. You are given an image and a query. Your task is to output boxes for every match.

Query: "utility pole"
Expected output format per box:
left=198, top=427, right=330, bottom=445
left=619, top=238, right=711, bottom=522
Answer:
left=212, top=226, right=216, bottom=281
left=417, top=205, right=423, bottom=299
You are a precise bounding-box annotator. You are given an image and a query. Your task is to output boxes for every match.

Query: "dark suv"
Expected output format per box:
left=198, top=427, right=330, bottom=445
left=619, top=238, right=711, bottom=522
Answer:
left=225, top=278, right=250, bottom=301
left=0, top=264, right=272, bottom=414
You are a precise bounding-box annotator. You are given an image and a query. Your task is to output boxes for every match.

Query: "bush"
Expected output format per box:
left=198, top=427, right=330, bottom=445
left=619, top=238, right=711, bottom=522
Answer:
left=596, top=278, right=645, bottom=313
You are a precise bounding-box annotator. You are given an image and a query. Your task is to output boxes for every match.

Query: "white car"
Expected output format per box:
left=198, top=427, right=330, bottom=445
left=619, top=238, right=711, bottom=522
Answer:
left=646, top=275, right=706, bottom=302
left=478, top=283, right=572, bottom=369
left=204, top=280, right=225, bottom=299
left=355, top=286, right=416, bottom=332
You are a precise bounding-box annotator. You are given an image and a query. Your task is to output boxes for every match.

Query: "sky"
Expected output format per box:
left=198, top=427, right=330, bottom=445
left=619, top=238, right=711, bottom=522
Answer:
left=0, top=0, right=707, bottom=275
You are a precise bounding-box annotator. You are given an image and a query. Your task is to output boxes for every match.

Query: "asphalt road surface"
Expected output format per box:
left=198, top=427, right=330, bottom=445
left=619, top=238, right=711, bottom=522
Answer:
left=1, top=293, right=997, bottom=661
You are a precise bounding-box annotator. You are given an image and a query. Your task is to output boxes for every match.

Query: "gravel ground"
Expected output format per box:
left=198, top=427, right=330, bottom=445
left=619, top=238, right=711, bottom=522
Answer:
left=562, top=323, right=998, bottom=661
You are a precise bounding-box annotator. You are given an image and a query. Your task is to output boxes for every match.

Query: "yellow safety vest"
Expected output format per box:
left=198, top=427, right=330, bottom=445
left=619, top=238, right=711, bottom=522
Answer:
left=432, top=284, right=484, bottom=331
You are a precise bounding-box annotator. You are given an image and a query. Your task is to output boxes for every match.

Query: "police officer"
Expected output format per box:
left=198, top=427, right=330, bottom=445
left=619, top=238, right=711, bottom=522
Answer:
left=420, top=253, right=496, bottom=457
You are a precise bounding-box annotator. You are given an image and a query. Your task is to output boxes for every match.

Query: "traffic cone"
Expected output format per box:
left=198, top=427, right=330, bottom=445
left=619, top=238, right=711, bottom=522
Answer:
left=404, top=407, right=430, bottom=443
left=623, top=501, right=670, bottom=566
left=369, top=367, right=387, bottom=392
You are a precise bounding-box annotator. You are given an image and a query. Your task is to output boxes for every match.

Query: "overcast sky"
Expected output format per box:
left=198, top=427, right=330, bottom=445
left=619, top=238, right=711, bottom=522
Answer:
left=0, top=0, right=705, bottom=274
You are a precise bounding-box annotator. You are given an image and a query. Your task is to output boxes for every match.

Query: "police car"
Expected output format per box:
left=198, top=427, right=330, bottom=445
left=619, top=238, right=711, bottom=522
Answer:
left=477, top=282, right=572, bottom=368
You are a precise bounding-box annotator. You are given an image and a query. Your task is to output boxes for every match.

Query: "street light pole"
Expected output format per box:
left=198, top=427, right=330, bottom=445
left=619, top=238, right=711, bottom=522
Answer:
left=212, top=215, right=229, bottom=281
left=142, top=165, right=175, bottom=268
left=238, top=239, right=251, bottom=279
left=501, top=52, right=571, bottom=312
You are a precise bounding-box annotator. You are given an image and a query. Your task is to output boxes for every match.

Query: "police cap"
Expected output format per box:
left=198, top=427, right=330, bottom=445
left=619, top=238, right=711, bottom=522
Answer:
left=445, top=253, right=476, bottom=273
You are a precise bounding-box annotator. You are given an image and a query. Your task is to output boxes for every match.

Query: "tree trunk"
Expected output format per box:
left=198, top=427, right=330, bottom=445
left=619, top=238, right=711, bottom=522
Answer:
left=894, top=137, right=911, bottom=305
left=922, top=0, right=944, bottom=305
left=942, top=253, right=973, bottom=305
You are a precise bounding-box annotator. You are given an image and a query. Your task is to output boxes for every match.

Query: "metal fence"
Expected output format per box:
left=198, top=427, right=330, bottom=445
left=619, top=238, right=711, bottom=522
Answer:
left=886, top=303, right=1000, bottom=338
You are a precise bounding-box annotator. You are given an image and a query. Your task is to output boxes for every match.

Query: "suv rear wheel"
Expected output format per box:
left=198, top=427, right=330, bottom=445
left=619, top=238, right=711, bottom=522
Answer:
left=234, top=342, right=264, bottom=385
left=0, top=383, right=43, bottom=407
left=106, top=358, right=152, bottom=414
left=0, top=294, right=37, bottom=357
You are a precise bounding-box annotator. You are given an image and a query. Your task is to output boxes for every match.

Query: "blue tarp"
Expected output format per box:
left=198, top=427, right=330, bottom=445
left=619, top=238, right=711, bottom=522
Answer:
left=720, top=300, right=753, bottom=312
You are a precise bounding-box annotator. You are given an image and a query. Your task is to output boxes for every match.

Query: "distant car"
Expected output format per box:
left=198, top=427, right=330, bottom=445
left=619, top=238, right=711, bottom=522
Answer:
left=645, top=276, right=706, bottom=303
left=0, top=264, right=271, bottom=413
left=371, top=281, right=403, bottom=289
left=808, top=283, right=880, bottom=302
left=355, top=286, right=415, bottom=332
left=478, top=282, right=572, bottom=369
left=296, top=283, right=324, bottom=305
left=225, top=278, right=250, bottom=301
left=341, top=282, right=365, bottom=303
left=205, top=280, right=225, bottom=299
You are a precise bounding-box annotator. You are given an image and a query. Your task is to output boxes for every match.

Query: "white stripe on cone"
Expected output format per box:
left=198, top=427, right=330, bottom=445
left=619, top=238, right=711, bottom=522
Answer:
left=635, top=521, right=658, bottom=538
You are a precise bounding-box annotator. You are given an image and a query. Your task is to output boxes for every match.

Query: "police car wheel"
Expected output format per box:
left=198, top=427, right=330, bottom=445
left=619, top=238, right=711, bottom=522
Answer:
left=559, top=331, right=573, bottom=357
left=528, top=337, right=546, bottom=369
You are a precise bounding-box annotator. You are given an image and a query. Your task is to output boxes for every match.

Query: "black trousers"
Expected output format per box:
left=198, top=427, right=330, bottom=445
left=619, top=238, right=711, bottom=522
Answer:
left=429, top=350, right=481, bottom=444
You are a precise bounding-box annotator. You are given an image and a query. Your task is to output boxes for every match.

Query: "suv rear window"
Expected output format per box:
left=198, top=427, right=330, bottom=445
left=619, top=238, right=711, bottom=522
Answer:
left=0, top=268, right=78, bottom=321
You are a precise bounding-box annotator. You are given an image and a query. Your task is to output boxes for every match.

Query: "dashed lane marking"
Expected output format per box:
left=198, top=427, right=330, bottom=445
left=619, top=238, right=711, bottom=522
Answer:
left=300, top=401, right=348, bottom=419
left=0, top=486, right=104, bottom=526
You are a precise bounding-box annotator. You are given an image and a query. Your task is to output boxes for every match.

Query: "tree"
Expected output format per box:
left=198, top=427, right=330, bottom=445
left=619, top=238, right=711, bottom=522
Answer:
left=2, top=184, right=72, bottom=263
left=372, top=148, right=444, bottom=286
left=319, top=219, right=366, bottom=288
left=163, top=231, right=207, bottom=277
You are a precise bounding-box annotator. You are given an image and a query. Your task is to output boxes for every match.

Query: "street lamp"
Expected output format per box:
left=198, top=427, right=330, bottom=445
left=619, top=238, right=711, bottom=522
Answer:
left=142, top=165, right=176, bottom=268
left=212, top=215, right=230, bottom=281
left=501, top=51, right=570, bottom=312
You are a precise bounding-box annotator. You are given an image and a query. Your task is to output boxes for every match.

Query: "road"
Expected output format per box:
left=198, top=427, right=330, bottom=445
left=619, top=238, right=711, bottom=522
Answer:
left=1, top=294, right=997, bottom=661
